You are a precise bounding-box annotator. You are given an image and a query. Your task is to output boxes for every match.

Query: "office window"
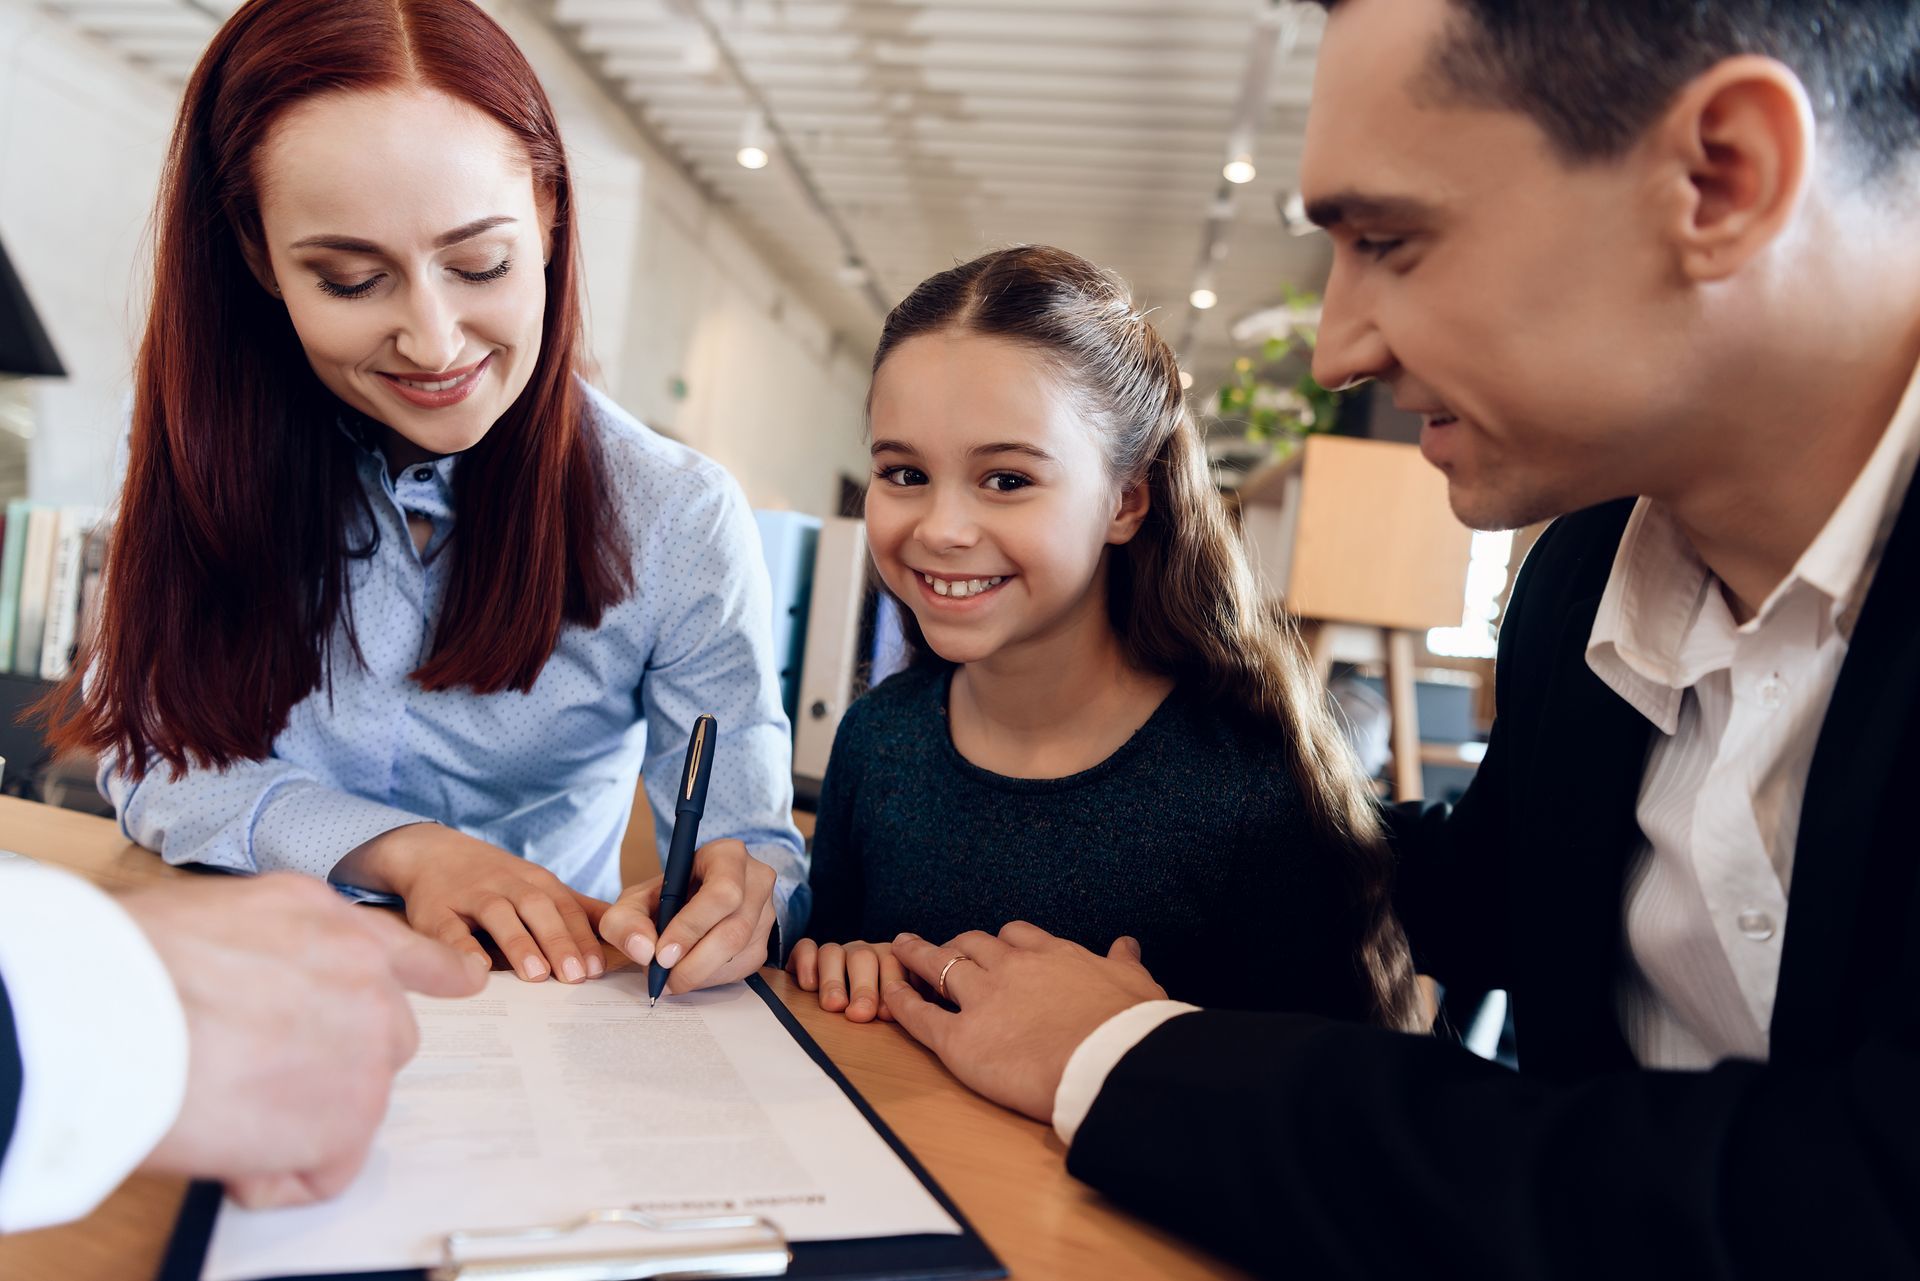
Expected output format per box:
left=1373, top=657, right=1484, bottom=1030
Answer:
left=1426, top=529, right=1516, bottom=659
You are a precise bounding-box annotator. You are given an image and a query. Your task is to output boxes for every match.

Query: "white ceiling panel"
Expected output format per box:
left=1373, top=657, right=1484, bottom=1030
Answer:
left=38, top=0, right=1332, bottom=422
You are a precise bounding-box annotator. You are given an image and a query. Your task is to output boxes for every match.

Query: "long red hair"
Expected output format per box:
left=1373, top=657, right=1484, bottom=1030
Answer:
left=43, top=0, right=631, bottom=778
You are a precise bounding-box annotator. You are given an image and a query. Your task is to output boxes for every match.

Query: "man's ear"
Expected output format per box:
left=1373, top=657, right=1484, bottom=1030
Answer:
left=1107, top=478, right=1151, bottom=546
left=1650, top=55, right=1815, bottom=283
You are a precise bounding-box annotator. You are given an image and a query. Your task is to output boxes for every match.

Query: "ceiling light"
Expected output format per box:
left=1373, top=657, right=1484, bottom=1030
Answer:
left=1223, top=155, right=1256, bottom=185
left=1281, top=191, right=1318, bottom=236
left=737, top=114, right=770, bottom=170
left=1189, top=287, right=1218, bottom=311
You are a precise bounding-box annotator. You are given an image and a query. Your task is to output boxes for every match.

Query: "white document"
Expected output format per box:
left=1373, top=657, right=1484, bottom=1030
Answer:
left=201, top=973, right=959, bottom=1281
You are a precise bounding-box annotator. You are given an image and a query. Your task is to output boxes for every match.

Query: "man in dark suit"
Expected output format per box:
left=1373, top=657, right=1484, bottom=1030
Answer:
left=0, top=868, right=480, bottom=1231
left=879, top=1, right=1920, bottom=1275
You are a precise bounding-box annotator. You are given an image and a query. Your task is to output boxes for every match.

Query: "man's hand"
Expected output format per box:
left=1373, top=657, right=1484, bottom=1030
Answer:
left=884, top=922, right=1169, bottom=1122
left=599, top=839, right=778, bottom=994
left=126, top=873, right=485, bottom=1208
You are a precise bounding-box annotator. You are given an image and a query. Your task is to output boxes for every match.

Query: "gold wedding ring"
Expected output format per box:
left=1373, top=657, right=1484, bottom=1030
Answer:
left=936, top=954, right=974, bottom=1001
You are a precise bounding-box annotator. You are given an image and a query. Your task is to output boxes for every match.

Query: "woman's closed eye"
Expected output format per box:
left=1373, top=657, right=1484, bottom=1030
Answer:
left=316, top=274, right=383, bottom=300
left=875, top=464, right=929, bottom=487
left=312, top=258, right=513, bottom=300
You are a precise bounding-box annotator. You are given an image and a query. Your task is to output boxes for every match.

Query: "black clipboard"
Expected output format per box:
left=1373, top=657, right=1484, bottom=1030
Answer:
left=155, top=974, right=1006, bottom=1281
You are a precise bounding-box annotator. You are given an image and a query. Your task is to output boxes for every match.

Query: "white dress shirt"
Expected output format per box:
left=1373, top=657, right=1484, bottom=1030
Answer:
left=1591, top=366, right=1920, bottom=1067
left=0, top=858, right=188, bottom=1232
left=1053, top=359, right=1920, bottom=1135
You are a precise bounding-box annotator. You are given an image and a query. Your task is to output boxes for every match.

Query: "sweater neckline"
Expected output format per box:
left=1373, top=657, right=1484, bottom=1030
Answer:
left=930, top=666, right=1185, bottom=793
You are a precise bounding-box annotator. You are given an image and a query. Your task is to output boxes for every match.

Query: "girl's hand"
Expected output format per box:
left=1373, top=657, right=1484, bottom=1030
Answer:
left=599, top=839, right=779, bottom=995
left=786, top=938, right=905, bottom=1023
left=335, top=824, right=611, bottom=984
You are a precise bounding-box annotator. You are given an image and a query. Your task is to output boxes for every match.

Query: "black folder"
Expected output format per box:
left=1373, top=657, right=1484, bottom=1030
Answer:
left=156, top=974, right=1006, bottom=1281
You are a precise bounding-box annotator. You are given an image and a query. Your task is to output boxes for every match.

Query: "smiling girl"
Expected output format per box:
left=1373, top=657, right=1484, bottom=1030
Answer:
left=786, top=246, right=1420, bottom=1028
left=43, top=0, right=804, bottom=993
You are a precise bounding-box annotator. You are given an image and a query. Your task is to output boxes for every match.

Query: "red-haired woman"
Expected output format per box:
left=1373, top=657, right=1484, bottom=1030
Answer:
left=45, top=0, right=805, bottom=993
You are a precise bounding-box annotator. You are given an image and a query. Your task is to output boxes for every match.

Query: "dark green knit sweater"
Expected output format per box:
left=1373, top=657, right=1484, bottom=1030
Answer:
left=803, top=664, right=1374, bottom=1018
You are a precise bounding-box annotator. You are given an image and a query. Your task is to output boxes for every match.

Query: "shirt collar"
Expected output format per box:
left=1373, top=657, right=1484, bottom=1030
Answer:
left=334, top=413, right=457, bottom=496
left=1586, top=500, right=1715, bottom=734
left=1586, top=352, right=1920, bottom=731
left=1774, top=357, right=1920, bottom=633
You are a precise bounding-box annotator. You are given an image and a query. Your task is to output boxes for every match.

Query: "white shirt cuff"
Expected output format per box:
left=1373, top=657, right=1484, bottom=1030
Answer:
left=0, top=861, right=189, bottom=1232
left=1051, top=1000, right=1200, bottom=1146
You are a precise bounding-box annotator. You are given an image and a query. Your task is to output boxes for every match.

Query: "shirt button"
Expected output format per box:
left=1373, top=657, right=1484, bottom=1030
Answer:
left=412, top=466, right=433, bottom=482
left=1737, top=909, right=1776, bottom=941
left=1757, top=674, right=1787, bottom=709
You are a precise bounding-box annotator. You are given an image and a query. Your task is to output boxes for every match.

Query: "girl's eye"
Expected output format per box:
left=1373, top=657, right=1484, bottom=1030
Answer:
left=984, top=472, right=1032, bottom=494
left=1353, top=237, right=1405, bottom=261
left=456, top=258, right=512, bottom=284
left=316, top=275, right=383, bottom=299
left=875, top=464, right=928, bottom=487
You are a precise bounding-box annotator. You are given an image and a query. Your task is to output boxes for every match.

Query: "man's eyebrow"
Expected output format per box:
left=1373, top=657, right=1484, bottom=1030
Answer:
left=1302, top=193, right=1436, bottom=231
left=289, top=215, right=517, bottom=254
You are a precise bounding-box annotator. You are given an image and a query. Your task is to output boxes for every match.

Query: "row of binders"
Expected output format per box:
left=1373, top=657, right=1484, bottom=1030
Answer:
left=0, top=501, right=106, bottom=683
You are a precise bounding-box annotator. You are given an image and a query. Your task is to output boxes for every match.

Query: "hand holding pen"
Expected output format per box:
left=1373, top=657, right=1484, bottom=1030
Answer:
left=597, top=715, right=784, bottom=998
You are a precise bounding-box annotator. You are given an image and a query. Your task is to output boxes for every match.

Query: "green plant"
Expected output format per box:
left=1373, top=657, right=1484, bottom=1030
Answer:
left=1213, top=289, right=1344, bottom=460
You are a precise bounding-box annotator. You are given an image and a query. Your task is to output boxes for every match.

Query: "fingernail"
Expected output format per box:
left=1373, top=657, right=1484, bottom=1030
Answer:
left=561, top=957, right=584, bottom=983
left=894, top=932, right=918, bottom=944
left=523, top=956, right=549, bottom=980
left=466, top=952, right=491, bottom=976
left=658, top=943, right=683, bottom=968
left=824, top=983, right=844, bottom=999
left=626, top=933, right=654, bottom=965
left=585, top=952, right=605, bottom=978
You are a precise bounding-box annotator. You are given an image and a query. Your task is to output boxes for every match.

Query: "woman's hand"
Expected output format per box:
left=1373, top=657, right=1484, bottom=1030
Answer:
left=334, top=824, right=612, bottom=984
left=599, top=839, right=778, bottom=995
left=785, top=938, right=906, bottom=1023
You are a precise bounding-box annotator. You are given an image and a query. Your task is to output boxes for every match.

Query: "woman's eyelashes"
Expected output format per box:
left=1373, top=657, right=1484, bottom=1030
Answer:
left=311, top=258, right=513, bottom=300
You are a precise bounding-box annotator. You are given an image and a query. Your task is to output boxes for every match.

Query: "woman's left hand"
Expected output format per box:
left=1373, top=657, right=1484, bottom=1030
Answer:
left=599, top=839, right=779, bottom=994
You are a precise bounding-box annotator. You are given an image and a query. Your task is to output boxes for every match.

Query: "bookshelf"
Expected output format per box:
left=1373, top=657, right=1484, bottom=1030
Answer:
left=0, top=671, right=53, bottom=800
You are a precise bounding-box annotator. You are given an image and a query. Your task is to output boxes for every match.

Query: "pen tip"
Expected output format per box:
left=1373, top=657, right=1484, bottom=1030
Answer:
left=648, top=997, right=657, bottom=1008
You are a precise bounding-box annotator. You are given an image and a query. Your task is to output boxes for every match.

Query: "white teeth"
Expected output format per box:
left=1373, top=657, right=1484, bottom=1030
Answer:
left=920, top=573, right=1007, bottom=599
left=398, top=371, right=470, bottom=392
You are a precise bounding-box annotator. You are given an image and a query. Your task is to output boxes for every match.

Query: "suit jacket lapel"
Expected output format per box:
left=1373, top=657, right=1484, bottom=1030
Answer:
left=1515, top=592, right=1654, bottom=1078
left=1771, top=481, right=1920, bottom=1062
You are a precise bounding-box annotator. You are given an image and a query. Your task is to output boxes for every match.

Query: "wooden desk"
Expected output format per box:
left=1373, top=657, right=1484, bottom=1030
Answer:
left=0, top=797, right=1244, bottom=1280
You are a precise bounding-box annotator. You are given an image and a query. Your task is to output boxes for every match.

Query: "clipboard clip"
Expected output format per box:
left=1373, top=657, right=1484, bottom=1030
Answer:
left=428, top=1207, right=791, bottom=1281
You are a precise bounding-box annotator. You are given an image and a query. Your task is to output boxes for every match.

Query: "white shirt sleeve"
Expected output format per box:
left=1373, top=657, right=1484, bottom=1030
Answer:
left=0, top=859, right=189, bottom=1232
left=1051, top=1000, right=1200, bottom=1146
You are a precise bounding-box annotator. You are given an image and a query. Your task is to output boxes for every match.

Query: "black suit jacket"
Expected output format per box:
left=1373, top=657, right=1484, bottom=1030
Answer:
left=1068, top=494, right=1920, bottom=1278
left=1, top=972, right=20, bottom=1179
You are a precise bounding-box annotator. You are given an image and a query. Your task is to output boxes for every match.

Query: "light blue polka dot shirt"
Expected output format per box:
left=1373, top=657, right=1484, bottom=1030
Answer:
left=99, top=381, right=810, bottom=938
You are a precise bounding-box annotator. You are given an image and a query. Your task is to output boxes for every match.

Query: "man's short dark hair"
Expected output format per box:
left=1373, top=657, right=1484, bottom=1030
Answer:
left=1306, top=1, right=1920, bottom=175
